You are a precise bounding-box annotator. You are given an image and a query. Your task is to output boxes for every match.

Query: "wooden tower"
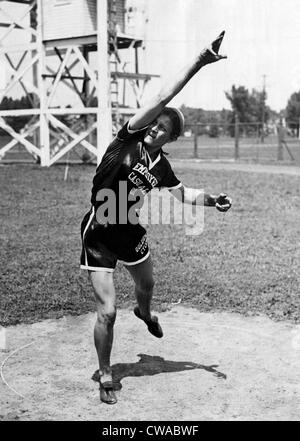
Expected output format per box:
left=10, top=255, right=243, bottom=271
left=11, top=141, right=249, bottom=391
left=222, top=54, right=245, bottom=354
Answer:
left=0, top=0, right=159, bottom=166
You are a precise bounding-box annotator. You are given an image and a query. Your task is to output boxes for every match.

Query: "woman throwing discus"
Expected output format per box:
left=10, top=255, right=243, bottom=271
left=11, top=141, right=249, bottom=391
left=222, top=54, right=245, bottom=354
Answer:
left=80, top=31, right=232, bottom=404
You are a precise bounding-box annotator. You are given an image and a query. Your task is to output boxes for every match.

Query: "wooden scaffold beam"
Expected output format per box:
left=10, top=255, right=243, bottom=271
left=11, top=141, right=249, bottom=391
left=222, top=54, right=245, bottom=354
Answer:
left=0, top=0, right=160, bottom=166
left=96, top=0, right=112, bottom=164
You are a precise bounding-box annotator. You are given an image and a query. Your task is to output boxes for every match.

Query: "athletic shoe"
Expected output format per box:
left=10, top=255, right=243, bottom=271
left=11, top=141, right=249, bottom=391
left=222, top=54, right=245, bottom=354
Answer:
left=134, top=306, right=163, bottom=338
left=99, top=381, right=117, bottom=405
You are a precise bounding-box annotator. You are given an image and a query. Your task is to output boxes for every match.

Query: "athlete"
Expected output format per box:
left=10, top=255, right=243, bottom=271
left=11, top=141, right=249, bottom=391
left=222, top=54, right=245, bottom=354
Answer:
left=81, top=31, right=232, bottom=404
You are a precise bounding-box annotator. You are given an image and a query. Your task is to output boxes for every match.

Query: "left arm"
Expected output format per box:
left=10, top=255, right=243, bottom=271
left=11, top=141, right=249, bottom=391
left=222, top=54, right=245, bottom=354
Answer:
left=169, top=185, right=232, bottom=212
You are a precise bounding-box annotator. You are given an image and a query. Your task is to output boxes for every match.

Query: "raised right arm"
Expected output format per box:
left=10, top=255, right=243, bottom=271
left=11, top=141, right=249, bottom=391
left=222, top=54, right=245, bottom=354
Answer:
left=128, top=31, right=227, bottom=131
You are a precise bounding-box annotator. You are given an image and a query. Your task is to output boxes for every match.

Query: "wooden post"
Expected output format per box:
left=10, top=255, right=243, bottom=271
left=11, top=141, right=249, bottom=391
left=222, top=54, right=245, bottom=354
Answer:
left=261, top=74, right=266, bottom=144
left=277, top=119, right=284, bottom=161
left=255, top=124, right=260, bottom=162
left=193, top=124, right=198, bottom=158
left=216, top=134, right=219, bottom=159
left=135, top=45, right=140, bottom=108
left=97, top=0, right=112, bottom=165
left=234, top=114, right=239, bottom=160
left=37, top=0, right=50, bottom=166
left=30, top=2, right=39, bottom=157
left=82, top=46, right=93, bottom=152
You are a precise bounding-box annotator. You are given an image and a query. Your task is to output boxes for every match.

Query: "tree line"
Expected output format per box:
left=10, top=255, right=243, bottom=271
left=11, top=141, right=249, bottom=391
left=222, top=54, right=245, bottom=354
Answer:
left=180, top=85, right=300, bottom=137
left=1, top=86, right=300, bottom=137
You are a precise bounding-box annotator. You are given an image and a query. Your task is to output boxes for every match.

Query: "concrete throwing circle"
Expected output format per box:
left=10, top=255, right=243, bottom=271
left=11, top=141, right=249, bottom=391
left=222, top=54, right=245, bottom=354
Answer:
left=1, top=305, right=300, bottom=421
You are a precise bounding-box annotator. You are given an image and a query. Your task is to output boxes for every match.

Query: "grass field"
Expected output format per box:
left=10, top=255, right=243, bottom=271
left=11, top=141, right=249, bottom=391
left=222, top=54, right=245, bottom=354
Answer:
left=1, top=163, right=300, bottom=327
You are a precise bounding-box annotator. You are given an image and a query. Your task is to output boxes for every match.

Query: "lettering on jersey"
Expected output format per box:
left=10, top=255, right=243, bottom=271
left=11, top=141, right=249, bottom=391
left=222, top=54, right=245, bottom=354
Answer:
left=132, top=163, right=158, bottom=187
left=128, top=172, right=143, bottom=187
left=135, top=234, right=147, bottom=254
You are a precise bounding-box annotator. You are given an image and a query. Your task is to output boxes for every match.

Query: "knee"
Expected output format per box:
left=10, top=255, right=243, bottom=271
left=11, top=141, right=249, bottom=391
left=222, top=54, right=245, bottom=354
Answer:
left=96, top=308, right=116, bottom=326
left=90, top=272, right=116, bottom=325
left=137, top=278, right=155, bottom=293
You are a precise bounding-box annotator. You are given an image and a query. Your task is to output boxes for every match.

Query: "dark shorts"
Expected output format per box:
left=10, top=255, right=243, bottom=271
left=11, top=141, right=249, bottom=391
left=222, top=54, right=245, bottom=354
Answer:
left=80, top=207, right=150, bottom=272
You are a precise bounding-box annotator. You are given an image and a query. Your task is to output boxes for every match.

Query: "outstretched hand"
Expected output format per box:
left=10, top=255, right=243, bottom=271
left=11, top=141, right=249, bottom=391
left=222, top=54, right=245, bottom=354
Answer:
left=199, top=31, right=227, bottom=66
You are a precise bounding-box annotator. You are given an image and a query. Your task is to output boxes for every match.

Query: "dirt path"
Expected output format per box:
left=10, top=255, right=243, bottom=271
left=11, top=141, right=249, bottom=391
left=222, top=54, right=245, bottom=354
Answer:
left=170, top=159, right=300, bottom=176
left=1, top=306, right=300, bottom=421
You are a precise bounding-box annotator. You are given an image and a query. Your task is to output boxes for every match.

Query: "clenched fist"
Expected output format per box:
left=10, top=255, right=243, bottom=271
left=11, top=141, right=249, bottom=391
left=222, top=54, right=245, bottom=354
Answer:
left=215, top=193, right=232, bottom=212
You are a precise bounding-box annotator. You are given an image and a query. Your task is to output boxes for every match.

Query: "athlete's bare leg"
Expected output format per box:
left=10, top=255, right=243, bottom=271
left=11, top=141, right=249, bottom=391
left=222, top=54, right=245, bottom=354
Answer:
left=125, top=256, right=163, bottom=337
left=89, top=270, right=117, bottom=403
left=125, top=255, right=154, bottom=321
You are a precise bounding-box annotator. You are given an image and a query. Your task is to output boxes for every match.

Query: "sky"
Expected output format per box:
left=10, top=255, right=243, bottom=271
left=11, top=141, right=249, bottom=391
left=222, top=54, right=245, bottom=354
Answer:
left=1, top=0, right=300, bottom=111
left=142, top=0, right=300, bottom=111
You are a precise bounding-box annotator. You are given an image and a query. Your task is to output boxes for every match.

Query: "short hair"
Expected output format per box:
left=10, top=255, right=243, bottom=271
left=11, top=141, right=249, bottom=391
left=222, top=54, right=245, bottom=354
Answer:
left=160, top=107, right=185, bottom=140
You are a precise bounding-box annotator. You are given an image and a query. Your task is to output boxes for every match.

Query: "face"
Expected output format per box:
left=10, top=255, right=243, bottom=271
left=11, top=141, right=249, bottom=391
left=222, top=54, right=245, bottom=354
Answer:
left=143, top=114, right=174, bottom=149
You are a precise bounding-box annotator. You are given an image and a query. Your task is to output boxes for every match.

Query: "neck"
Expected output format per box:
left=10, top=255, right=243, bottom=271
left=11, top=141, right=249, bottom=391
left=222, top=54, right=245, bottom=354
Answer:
left=145, top=145, right=161, bottom=161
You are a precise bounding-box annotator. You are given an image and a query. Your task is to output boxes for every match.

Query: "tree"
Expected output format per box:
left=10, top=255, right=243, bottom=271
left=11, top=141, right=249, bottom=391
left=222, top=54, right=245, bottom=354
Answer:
left=179, top=105, right=233, bottom=136
left=0, top=93, right=39, bottom=133
left=286, top=91, right=300, bottom=124
left=208, top=124, right=219, bottom=138
left=225, top=85, right=253, bottom=123
left=225, top=85, right=270, bottom=135
left=180, top=104, right=205, bottom=125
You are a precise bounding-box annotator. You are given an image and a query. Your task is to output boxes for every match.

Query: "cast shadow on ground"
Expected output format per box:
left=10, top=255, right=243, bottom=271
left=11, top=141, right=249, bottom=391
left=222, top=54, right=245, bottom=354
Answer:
left=92, top=354, right=227, bottom=390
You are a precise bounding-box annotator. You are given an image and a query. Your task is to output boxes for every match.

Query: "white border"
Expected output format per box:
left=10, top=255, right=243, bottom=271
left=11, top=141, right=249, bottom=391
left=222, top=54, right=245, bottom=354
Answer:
left=165, top=182, right=183, bottom=190
left=119, top=251, right=150, bottom=266
left=80, top=265, right=114, bottom=272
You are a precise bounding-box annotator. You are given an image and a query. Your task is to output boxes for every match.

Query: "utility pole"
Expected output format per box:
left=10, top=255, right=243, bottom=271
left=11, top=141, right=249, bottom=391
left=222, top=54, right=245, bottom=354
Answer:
left=261, top=74, right=266, bottom=143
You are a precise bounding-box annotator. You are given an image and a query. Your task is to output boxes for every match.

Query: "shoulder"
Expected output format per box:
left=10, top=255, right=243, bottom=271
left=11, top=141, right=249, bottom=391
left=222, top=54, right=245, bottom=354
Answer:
left=159, top=153, right=173, bottom=170
left=157, top=154, right=182, bottom=190
left=97, top=121, right=147, bottom=165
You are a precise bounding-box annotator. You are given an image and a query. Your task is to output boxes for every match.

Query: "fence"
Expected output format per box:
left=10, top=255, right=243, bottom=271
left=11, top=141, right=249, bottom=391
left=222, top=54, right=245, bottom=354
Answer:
left=0, top=116, right=299, bottom=165
left=165, top=118, right=300, bottom=164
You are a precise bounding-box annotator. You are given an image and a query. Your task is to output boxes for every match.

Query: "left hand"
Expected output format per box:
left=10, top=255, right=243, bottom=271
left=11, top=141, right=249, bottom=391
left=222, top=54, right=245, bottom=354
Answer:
left=215, top=193, right=232, bottom=212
